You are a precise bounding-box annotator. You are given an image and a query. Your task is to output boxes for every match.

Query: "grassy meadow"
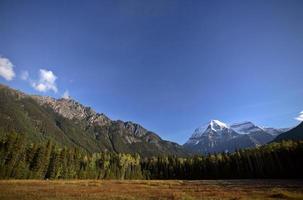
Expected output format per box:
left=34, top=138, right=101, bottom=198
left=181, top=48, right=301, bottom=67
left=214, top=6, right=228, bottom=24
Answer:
left=0, top=179, right=303, bottom=200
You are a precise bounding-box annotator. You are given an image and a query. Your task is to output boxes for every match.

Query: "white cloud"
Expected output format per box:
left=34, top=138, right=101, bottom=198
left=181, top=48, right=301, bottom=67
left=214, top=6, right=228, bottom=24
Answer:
left=62, top=90, right=70, bottom=99
left=0, top=56, right=15, bottom=81
left=295, top=111, right=303, bottom=121
left=20, top=70, right=29, bottom=80
left=32, top=69, right=58, bottom=93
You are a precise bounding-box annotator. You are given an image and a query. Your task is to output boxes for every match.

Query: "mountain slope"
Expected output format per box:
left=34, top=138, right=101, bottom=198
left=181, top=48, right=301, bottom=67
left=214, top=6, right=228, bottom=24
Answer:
left=274, top=122, right=303, bottom=142
left=184, top=120, right=286, bottom=154
left=0, top=84, right=187, bottom=157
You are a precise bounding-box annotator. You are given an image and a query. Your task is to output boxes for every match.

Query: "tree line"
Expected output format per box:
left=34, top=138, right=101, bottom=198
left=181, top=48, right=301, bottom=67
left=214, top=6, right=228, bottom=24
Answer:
left=0, top=132, right=302, bottom=179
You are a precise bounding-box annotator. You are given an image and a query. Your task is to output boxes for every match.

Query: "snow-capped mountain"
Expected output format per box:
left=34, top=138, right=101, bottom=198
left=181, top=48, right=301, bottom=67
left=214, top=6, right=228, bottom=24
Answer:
left=184, top=120, right=239, bottom=153
left=184, top=120, right=288, bottom=154
left=186, top=120, right=237, bottom=145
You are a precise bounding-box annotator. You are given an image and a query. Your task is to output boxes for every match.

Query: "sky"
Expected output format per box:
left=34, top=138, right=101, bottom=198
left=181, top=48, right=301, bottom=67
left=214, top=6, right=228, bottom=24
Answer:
left=0, top=0, right=303, bottom=144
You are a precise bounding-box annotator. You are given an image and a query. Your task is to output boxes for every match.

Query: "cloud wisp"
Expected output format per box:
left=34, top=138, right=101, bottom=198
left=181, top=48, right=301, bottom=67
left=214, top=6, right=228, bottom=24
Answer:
left=295, top=111, right=303, bottom=121
left=62, top=90, right=70, bottom=99
left=20, top=70, right=29, bottom=80
left=32, top=69, right=58, bottom=93
left=0, top=56, right=15, bottom=81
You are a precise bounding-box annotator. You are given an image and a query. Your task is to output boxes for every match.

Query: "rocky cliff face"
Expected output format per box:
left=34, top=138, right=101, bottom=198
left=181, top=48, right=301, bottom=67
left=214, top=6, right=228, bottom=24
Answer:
left=31, top=96, right=111, bottom=127
left=30, top=95, right=160, bottom=144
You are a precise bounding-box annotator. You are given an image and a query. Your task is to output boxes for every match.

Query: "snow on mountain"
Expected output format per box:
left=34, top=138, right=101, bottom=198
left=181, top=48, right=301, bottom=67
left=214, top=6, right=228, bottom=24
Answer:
left=184, top=120, right=288, bottom=154
left=188, top=120, right=263, bottom=143
left=230, top=121, right=264, bottom=134
left=190, top=120, right=229, bottom=138
left=185, top=120, right=237, bottom=146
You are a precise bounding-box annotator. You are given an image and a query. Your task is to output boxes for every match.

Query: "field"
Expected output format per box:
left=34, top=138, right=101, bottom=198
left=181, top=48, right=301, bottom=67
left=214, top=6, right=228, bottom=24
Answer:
left=0, top=180, right=303, bottom=200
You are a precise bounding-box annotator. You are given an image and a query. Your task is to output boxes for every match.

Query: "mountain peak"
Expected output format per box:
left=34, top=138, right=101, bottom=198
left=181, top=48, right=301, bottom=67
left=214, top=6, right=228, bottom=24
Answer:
left=189, top=120, right=229, bottom=139
left=209, top=120, right=229, bottom=129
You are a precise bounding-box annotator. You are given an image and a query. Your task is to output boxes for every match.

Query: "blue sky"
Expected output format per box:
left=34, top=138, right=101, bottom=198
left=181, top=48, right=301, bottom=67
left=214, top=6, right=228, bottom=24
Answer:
left=0, top=0, right=303, bottom=144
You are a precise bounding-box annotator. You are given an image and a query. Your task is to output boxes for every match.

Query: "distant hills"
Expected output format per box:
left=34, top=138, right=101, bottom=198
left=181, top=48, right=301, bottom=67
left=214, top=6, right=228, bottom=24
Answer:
left=183, top=120, right=289, bottom=154
left=0, top=84, right=187, bottom=157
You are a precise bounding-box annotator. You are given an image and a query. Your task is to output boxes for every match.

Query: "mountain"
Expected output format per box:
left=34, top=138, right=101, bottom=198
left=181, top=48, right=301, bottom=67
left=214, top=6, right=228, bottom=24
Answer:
left=183, top=120, right=239, bottom=153
left=0, top=84, right=187, bottom=157
left=184, top=120, right=287, bottom=154
left=273, top=122, right=303, bottom=142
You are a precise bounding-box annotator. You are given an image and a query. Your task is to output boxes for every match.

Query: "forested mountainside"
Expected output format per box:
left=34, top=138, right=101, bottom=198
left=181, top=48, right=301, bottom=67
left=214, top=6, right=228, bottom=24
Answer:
left=0, top=84, right=187, bottom=157
left=274, top=122, right=303, bottom=142
left=0, top=133, right=302, bottom=179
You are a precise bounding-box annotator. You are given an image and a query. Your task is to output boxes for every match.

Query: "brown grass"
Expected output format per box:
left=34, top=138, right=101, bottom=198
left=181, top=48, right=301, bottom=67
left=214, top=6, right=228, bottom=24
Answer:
left=0, top=179, right=302, bottom=200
